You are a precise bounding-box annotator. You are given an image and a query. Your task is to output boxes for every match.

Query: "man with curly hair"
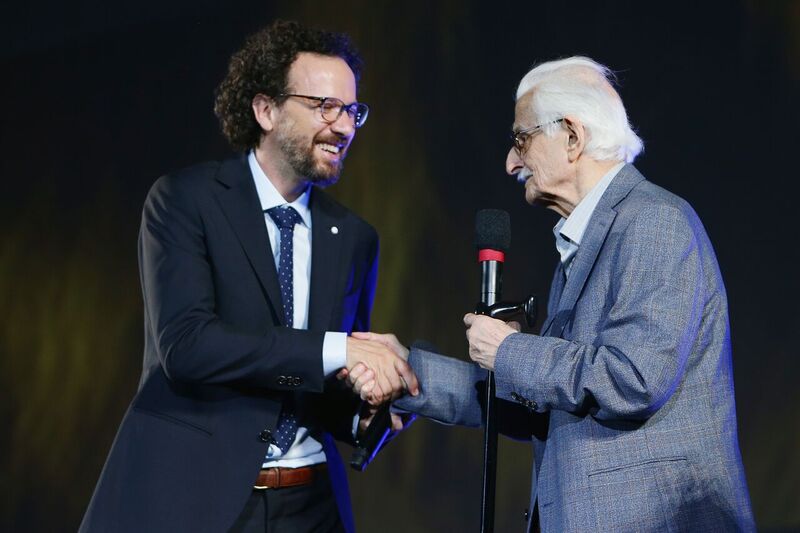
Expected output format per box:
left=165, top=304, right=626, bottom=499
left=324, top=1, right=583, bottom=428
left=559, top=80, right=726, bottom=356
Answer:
left=80, top=20, right=416, bottom=533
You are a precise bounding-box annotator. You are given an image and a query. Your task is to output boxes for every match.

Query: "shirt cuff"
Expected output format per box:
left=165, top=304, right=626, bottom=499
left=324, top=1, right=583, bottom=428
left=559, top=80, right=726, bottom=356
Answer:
left=322, top=331, right=347, bottom=377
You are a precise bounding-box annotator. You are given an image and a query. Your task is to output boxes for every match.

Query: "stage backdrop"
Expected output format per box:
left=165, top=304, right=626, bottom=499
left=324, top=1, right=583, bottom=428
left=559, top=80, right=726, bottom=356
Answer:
left=2, top=1, right=798, bottom=531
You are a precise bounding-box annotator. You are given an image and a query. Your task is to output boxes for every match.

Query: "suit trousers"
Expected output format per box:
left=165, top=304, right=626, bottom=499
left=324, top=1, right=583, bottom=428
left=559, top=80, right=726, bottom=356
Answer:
left=228, top=466, right=345, bottom=533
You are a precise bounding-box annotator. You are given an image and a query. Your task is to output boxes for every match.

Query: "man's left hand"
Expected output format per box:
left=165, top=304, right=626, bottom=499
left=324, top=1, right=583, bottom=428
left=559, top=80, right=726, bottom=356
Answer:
left=464, top=313, right=519, bottom=371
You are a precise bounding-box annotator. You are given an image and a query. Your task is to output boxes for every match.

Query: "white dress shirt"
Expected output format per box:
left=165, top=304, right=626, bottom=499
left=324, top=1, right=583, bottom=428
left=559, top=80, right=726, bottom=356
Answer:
left=248, top=151, right=348, bottom=468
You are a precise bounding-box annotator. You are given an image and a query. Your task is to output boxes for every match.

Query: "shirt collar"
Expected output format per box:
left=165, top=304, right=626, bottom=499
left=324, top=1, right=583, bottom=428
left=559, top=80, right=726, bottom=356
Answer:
left=248, top=150, right=312, bottom=227
left=556, top=161, right=625, bottom=247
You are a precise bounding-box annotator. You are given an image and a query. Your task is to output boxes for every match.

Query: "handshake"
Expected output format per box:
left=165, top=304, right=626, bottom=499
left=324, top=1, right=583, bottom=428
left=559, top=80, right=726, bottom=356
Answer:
left=340, top=332, right=418, bottom=431
left=340, top=314, right=521, bottom=432
left=342, top=331, right=417, bottom=404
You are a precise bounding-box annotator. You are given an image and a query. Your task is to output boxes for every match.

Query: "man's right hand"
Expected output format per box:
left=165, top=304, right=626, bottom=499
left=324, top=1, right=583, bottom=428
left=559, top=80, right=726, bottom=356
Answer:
left=345, top=336, right=419, bottom=405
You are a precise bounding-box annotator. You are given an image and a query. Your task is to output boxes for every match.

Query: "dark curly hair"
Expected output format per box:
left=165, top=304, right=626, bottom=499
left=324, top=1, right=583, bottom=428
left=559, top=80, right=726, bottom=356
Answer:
left=214, top=20, right=363, bottom=152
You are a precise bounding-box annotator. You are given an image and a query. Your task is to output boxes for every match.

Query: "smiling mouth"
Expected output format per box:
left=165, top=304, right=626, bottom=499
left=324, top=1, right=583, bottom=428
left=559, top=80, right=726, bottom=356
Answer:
left=317, top=142, right=343, bottom=155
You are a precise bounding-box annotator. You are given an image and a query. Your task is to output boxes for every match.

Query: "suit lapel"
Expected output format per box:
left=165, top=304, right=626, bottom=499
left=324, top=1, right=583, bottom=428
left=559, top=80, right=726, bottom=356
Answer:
left=308, top=188, right=345, bottom=331
left=214, top=157, right=285, bottom=323
left=549, top=209, right=616, bottom=336
left=547, top=165, right=646, bottom=337
left=540, top=263, right=565, bottom=335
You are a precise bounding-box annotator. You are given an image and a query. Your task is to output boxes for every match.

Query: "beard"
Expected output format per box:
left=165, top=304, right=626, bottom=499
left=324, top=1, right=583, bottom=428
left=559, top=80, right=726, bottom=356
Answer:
left=274, top=122, right=346, bottom=188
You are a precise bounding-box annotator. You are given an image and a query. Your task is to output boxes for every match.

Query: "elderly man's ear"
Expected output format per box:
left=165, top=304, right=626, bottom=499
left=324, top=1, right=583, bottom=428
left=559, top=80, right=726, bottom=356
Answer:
left=563, top=116, right=586, bottom=162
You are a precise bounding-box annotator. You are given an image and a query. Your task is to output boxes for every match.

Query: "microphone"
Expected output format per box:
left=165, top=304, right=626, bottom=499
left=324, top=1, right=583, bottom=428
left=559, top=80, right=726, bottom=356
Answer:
left=475, top=209, right=511, bottom=308
left=474, top=208, right=510, bottom=533
left=350, top=404, right=392, bottom=472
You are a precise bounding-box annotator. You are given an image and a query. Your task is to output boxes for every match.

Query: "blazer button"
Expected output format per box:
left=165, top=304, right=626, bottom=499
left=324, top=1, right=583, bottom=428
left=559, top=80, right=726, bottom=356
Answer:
left=526, top=400, right=538, bottom=411
left=511, top=392, right=521, bottom=402
left=277, top=376, right=287, bottom=386
left=293, top=377, right=303, bottom=386
left=259, top=429, right=273, bottom=443
left=524, top=508, right=529, bottom=521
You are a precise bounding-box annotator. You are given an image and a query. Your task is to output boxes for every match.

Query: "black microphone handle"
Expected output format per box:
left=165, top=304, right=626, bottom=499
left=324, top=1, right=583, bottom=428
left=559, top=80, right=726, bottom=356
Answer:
left=349, top=403, right=392, bottom=471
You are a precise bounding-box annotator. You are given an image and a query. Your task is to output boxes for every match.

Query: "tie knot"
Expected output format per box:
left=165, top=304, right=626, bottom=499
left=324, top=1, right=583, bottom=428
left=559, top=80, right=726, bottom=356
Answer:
left=266, top=206, right=302, bottom=230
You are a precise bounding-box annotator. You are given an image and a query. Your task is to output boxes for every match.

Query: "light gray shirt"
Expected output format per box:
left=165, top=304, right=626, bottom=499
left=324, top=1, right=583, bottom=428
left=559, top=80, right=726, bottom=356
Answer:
left=553, top=162, right=625, bottom=277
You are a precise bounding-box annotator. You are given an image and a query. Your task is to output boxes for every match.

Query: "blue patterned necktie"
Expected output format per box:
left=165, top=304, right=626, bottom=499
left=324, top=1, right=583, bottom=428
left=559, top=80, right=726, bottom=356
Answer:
left=266, top=205, right=303, bottom=454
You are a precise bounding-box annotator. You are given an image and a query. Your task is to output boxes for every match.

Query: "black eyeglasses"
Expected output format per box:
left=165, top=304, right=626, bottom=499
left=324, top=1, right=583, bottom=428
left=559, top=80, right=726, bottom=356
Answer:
left=510, top=118, right=564, bottom=154
left=277, top=94, right=369, bottom=128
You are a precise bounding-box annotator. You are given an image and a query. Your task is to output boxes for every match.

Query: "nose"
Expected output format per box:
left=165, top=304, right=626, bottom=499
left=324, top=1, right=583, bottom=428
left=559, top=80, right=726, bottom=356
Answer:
left=329, top=111, right=356, bottom=138
left=506, top=147, right=523, bottom=176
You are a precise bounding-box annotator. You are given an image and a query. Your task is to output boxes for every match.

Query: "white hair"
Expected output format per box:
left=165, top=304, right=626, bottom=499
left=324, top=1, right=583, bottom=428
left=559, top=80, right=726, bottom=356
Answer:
left=516, top=56, right=643, bottom=163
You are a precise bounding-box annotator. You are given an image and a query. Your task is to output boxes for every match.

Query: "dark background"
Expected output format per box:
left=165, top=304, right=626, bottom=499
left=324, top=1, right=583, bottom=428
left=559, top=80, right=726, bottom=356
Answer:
left=2, top=0, right=798, bottom=531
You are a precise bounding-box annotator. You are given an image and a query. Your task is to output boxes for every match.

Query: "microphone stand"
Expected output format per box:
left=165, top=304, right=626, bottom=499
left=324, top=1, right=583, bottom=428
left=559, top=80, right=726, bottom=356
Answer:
left=481, top=374, right=498, bottom=533
left=478, top=257, right=501, bottom=533
left=475, top=289, right=537, bottom=533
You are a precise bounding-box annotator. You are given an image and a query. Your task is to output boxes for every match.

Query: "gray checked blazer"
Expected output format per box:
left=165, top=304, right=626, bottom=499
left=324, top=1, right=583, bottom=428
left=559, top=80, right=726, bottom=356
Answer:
left=396, top=165, right=755, bottom=532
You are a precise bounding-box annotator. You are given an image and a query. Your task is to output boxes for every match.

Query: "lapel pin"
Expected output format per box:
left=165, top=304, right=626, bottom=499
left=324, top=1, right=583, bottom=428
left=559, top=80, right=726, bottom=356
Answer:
left=330, top=226, right=339, bottom=235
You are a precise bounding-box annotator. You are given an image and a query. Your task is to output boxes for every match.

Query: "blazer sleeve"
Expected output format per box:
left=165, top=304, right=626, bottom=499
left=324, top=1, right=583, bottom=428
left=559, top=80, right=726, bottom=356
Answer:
left=494, top=204, right=705, bottom=421
left=139, top=174, right=325, bottom=392
left=395, top=348, right=547, bottom=441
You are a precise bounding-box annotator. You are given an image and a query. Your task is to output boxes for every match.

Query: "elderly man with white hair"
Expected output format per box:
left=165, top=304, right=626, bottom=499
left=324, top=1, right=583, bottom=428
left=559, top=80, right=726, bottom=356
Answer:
left=351, top=56, right=755, bottom=532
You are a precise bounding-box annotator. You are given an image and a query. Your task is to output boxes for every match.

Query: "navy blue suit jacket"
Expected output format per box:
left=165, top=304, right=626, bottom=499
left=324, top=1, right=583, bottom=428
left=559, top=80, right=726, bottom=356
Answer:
left=80, top=156, right=379, bottom=532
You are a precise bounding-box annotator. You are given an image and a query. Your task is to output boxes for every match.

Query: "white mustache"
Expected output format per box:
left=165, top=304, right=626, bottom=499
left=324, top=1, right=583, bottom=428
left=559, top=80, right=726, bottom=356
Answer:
left=516, top=169, right=533, bottom=184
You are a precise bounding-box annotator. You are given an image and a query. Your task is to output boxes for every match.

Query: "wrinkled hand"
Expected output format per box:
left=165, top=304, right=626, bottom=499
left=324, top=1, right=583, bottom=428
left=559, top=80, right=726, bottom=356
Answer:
left=464, top=313, right=519, bottom=371
left=343, top=336, right=418, bottom=405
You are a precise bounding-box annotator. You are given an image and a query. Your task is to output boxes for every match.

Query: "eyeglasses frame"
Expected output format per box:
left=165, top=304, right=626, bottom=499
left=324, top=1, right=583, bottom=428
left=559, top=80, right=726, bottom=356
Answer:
left=276, top=93, right=369, bottom=128
left=511, top=118, right=564, bottom=154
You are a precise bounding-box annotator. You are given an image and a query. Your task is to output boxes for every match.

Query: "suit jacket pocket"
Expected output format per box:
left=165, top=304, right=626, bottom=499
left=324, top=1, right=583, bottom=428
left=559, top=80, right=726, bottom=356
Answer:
left=587, top=456, right=690, bottom=530
left=587, top=455, right=687, bottom=479
left=133, top=406, right=213, bottom=437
